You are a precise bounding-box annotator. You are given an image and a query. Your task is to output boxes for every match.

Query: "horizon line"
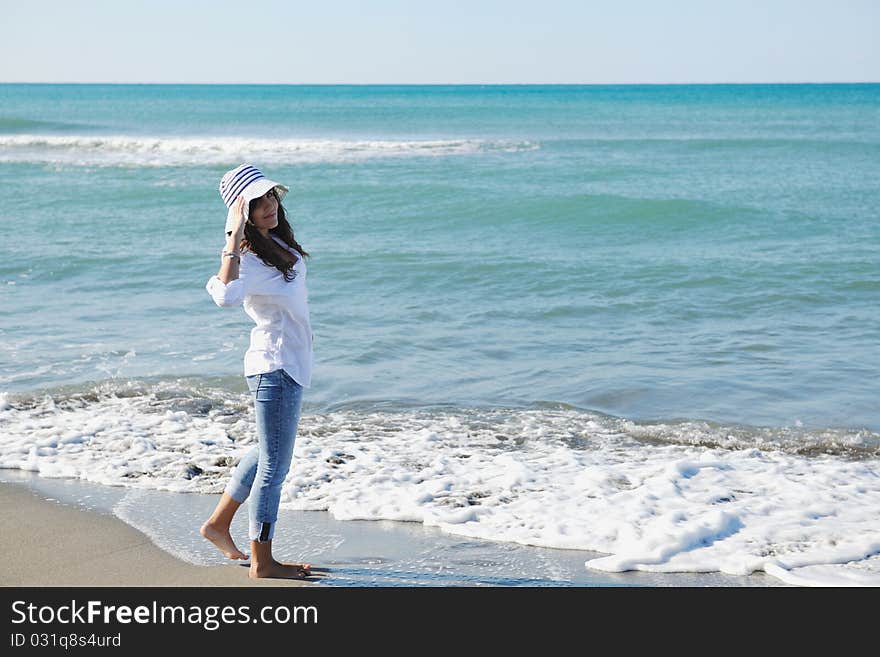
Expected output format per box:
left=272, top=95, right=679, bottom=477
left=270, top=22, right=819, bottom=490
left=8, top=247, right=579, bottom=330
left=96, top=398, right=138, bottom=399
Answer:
left=1, top=80, right=878, bottom=86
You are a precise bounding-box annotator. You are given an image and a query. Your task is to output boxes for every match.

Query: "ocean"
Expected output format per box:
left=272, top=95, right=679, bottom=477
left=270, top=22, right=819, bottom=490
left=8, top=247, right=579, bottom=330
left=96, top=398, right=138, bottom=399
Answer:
left=1, top=84, right=878, bottom=586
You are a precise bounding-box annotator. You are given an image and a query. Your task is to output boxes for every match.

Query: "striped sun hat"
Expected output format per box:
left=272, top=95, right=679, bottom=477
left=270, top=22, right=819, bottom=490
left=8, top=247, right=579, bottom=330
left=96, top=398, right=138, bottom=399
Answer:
left=218, top=164, right=289, bottom=233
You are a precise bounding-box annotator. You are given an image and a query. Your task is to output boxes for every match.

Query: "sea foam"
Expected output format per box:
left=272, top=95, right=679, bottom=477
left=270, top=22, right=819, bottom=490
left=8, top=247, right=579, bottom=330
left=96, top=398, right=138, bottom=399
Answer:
left=1, top=381, right=878, bottom=587
left=0, top=134, right=539, bottom=166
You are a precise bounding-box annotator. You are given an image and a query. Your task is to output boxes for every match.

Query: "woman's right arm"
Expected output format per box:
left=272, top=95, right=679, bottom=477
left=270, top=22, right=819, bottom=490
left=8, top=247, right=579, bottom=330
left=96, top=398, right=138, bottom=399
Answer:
left=217, top=196, right=247, bottom=284
left=206, top=196, right=248, bottom=307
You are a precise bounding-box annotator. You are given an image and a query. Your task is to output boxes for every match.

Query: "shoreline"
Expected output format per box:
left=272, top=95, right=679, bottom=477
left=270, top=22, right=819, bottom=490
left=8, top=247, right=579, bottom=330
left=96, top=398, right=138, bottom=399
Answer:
left=0, top=473, right=786, bottom=587
left=0, top=482, right=309, bottom=587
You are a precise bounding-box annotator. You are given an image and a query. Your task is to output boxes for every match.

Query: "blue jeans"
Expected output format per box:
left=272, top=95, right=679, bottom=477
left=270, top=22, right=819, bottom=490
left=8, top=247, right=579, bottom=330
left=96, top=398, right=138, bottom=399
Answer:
left=224, top=368, right=303, bottom=543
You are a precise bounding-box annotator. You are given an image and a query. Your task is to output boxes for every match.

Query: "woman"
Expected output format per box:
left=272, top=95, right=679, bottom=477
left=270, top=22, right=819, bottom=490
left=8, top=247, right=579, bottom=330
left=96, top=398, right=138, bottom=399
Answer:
left=200, top=164, right=314, bottom=579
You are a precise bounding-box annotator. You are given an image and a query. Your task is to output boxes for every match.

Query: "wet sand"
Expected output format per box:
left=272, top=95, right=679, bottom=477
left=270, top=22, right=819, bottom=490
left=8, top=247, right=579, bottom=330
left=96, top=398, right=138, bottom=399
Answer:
left=0, top=482, right=310, bottom=587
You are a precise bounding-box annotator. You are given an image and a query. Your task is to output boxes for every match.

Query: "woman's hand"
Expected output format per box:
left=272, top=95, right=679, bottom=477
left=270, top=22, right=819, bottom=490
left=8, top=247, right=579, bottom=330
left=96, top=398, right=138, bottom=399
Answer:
left=229, top=195, right=248, bottom=240
left=219, top=195, right=246, bottom=283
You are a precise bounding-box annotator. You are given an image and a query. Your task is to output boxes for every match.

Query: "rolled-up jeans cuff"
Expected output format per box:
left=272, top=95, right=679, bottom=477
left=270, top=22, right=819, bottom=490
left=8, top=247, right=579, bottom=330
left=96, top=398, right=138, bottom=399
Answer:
left=250, top=520, right=275, bottom=543
left=224, top=480, right=250, bottom=504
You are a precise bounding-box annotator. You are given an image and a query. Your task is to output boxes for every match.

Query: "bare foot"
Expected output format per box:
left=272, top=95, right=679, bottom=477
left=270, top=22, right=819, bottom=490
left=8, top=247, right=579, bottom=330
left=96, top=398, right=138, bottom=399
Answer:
left=249, top=560, right=311, bottom=580
left=280, top=560, right=311, bottom=574
left=200, top=521, right=249, bottom=560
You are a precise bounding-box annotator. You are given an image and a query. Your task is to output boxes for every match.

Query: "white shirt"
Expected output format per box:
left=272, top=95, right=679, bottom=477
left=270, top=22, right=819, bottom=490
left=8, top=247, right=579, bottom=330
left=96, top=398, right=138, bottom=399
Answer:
left=206, top=236, right=313, bottom=387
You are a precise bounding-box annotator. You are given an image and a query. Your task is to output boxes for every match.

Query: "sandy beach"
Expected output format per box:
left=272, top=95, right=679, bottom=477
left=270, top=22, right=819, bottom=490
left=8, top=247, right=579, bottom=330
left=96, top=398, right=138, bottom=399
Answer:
left=0, top=482, right=310, bottom=587
left=0, top=472, right=789, bottom=587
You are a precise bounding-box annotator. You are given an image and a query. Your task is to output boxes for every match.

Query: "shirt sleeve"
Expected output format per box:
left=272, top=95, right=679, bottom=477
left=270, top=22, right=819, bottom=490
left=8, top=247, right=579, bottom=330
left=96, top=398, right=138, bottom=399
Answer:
left=205, top=251, right=279, bottom=308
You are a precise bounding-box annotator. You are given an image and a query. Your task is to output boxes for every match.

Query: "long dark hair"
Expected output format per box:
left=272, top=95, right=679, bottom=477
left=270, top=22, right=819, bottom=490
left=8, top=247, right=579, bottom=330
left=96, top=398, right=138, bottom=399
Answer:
left=241, top=189, right=309, bottom=282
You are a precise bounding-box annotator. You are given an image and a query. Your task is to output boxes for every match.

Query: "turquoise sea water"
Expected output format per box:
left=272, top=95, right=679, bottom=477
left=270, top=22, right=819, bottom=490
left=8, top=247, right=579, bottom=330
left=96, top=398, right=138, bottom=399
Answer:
left=2, top=84, right=877, bottom=430
left=2, top=85, right=880, bottom=585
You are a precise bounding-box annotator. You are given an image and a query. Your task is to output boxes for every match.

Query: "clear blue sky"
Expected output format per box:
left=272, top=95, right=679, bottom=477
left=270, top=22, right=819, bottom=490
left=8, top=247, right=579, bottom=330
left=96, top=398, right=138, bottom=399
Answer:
left=2, top=0, right=877, bottom=83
